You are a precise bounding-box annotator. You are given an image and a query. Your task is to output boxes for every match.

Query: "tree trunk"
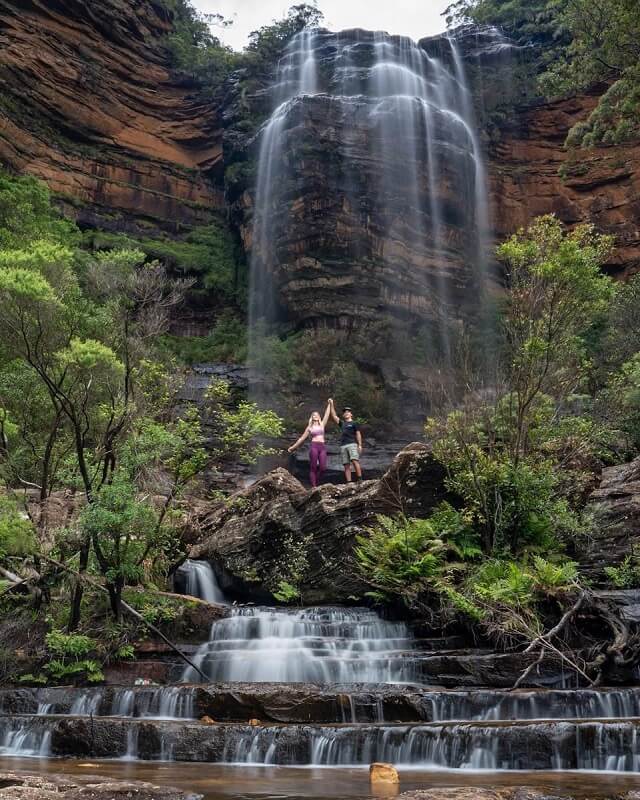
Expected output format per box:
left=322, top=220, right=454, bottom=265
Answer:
left=107, top=581, right=122, bottom=621
left=67, top=537, right=90, bottom=631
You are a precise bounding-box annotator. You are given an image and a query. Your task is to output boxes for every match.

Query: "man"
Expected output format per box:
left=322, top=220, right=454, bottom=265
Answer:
left=329, top=399, right=363, bottom=483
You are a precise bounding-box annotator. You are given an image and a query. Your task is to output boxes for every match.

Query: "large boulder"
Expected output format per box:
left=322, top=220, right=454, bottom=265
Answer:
left=189, top=443, right=446, bottom=603
left=581, top=457, right=640, bottom=579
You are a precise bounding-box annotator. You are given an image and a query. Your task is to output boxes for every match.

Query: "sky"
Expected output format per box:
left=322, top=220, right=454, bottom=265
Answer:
left=191, top=0, right=451, bottom=51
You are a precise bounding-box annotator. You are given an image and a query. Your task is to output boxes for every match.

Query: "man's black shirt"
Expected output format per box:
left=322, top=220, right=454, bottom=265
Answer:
left=339, top=420, right=359, bottom=445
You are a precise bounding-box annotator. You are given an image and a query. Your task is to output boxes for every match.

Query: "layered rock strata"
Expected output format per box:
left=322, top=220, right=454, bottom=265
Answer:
left=189, top=443, right=447, bottom=603
left=490, top=91, right=640, bottom=277
left=0, top=0, right=223, bottom=231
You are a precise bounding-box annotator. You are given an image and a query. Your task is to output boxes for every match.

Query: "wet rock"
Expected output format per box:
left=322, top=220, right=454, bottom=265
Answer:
left=399, top=791, right=509, bottom=800
left=0, top=770, right=198, bottom=799
left=581, top=457, right=640, bottom=578
left=370, top=762, right=400, bottom=784
left=189, top=443, right=446, bottom=603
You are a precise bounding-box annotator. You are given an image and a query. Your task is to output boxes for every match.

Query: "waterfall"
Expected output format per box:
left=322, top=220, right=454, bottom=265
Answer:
left=248, top=26, right=493, bottom=384
left=0, top=718, right=51, bottom=757
left=174, top=559, right=226, bottom=604
left=181, top=606, right=418, bottom=684
left=70, top=689, right=102, bottom=716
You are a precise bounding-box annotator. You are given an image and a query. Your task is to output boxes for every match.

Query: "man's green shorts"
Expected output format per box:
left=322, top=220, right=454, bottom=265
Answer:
left=340, top=443, right=360, bottom=464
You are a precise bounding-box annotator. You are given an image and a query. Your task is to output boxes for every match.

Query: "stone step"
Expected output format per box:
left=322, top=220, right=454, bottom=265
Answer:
left=4, top=684, right=640, bottom=724
left=173, top=648, right=576, bottom=687
left=2, top=714, right=640, bottom=769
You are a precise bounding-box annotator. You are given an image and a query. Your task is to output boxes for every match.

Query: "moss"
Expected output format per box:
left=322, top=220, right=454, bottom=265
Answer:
left=82, top=219, right=245, bottom=303
left=159, top=309, right=247, bottom=364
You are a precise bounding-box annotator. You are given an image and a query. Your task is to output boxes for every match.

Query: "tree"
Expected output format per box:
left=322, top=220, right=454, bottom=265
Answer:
left=161, top=0, right=237, bottom=84
left=0, top=172, right=77, bottom=249
left=542, top=0, right=640, bottom=145
left=245, top=3, right=324, bottom=68
left=498, top=215, right=613, bottom=462
left=425, top=216, right=614, bottom=554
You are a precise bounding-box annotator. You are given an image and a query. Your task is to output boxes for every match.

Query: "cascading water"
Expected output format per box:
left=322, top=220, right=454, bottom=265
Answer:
left=174, top=559, right=226, bottom=605
left=180, top=606, right=419, bottom=684
left=248, top=27, right=493, bottom=379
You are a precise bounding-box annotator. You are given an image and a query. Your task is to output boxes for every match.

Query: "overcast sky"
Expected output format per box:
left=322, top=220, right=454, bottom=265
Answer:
left=192, top=0, right=451, bottom=51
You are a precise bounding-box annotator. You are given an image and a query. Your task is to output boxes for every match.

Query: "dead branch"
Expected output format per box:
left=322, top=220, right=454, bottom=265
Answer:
left=524, top=590, right=586, bottom=653
left=512, top=647, right=545, bottom=690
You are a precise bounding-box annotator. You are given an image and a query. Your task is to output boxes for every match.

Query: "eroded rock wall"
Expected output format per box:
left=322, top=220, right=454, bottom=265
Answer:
left=0, top=0, right=223, bottom=232
left=490, top=91, right=640, bottom=277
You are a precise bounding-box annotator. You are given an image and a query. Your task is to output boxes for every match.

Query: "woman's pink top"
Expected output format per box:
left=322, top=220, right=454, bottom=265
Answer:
left=309, top=424, right=325, bottom=443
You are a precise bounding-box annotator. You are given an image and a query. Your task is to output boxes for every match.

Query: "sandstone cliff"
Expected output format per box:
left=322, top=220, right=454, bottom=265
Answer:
left=490, top=90, right=640, bottom=277
left=1, top=1, right=638, bottom=322
left=0, top=0, right=223, bottom=233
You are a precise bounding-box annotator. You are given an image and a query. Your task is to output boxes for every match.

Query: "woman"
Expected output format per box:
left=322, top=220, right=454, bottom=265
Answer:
left=288, top=400, right=332, bottom=487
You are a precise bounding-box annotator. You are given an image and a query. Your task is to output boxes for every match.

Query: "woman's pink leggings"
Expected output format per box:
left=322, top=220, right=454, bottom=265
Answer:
left=309, top=442, right=327, bottom=487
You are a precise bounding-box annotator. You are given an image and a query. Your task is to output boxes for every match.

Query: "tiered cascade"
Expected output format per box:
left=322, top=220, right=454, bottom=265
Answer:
left=2, top=560, right=640, bottom=771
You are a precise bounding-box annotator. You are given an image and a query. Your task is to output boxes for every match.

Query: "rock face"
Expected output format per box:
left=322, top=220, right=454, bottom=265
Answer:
left=189, top=443, right=447, bottom=603
left=581, top=457, right=640, bottom=578
left=1, top=2, right=638, bottom=335
left=225, top=28, right=489, bottom=339
left=490, top=91, right=640, bottom=277
left=0, top=0, right=223, bottom=232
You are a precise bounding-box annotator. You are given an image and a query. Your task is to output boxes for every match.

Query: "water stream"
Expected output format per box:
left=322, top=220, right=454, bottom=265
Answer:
left=2, top=559, right=640, bottom=774
left=180, top=607, right=419, bottom=684
left=248, top=27, right=494, bottom=378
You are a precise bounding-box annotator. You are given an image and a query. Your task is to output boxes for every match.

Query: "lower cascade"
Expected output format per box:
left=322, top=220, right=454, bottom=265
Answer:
left=2, top=562, right=640, bottom=770
left=181, top=606, right=419, bottom=684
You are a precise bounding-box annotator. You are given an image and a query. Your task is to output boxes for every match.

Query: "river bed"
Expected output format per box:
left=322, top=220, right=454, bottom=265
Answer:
left=2, top=758, right=640, bottom=800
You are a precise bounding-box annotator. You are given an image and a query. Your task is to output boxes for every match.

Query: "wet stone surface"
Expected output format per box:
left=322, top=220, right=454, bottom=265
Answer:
left=0, top=770, right=198, bottom=799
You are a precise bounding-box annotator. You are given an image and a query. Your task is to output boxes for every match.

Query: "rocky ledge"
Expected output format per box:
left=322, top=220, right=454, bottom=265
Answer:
left=0, top=770, right=198, bottom=800
left=188, top=443, right=447, bottom=603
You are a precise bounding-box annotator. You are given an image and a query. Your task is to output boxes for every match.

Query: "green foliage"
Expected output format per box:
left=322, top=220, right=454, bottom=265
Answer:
left=161, top=310, right=247, bottom=364
left=0, top=171, right=78, bottom=249
left=160, top=0, right=238, bottom=85
left=0, top=166, right=286, bottom=634
left=604, top=547, right=640, bottom=588
left=37, top=629, right=104, bottom=685
left=205, top=379, right=284, bottom=464
left=356, top=515, right=453, bottom=607
left=245, top=4, right=324, bottom=69
left=445, top=0, right=560, bottom=42
left=273, top=580, right=301, bottom=603
left=422, top=218, right=612, bottom=557
left=80, top=479, right=157, bottom=587
left=0, top=497, right=37, bottom=559
left=447, top=0, right=640, bottom=147
left=124, top=590, right=181, bottom=626
left=45, top=629, right=94, bottom=658
left=83, top=221, right=243, bottom=305
left=427, top=409, right=583, bottom=555
left=596, top=354, right=640, bottom=453
left=115, top=643, right=135, bottom=660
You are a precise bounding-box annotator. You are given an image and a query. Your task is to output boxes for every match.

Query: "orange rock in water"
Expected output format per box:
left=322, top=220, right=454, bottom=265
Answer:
left=369, top=762, right=400, bottom=785
left=249, top=718, right=261, bottom=727
left=200, top=715, right=216, bottom=725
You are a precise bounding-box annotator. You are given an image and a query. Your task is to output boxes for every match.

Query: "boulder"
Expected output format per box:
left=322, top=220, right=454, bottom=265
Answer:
left=370, top=762, right=400, bottom=785
left=189, top=443, right=446, bottom=603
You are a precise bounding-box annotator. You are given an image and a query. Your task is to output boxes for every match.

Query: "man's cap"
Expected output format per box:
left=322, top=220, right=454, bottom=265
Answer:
left=342, top=406, right=352, bottom=413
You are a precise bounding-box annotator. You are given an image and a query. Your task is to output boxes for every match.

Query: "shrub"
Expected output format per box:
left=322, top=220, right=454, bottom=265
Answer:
left=0, top=497, right=37, bottom=559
